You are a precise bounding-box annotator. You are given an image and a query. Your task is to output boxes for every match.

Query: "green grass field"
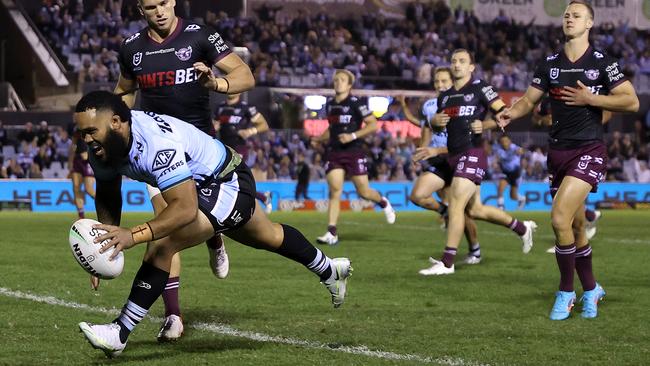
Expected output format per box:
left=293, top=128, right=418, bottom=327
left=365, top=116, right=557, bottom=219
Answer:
left=1, top=210, right=649, bottom=366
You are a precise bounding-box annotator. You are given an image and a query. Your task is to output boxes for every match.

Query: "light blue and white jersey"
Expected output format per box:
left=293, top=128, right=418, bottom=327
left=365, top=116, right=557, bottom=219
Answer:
left=420, top=98, right=448, bottom=149
left=496, top=143, right=521, bottom=172
left=91, top=110, right=227, bottom=191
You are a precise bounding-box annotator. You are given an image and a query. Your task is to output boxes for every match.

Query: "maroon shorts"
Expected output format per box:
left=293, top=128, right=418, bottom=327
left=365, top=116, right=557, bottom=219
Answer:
left=548, top=141, right=607, bottom=196
left=234, top=145, right=249, bottom=161
left=325, top=150, right=368, bottom=176
left=447, top=147, right=488, bottom=185
left=72, top=156, right=94, bottom=177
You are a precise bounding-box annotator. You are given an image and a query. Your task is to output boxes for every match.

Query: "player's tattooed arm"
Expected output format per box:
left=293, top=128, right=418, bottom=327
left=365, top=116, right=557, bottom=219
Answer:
left=95, top=176, right=123, bottom=226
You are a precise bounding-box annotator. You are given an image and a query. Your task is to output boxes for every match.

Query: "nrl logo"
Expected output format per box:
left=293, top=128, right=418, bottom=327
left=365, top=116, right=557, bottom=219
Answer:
left=133, top=52, right=142, bottom=66
left=549, top=68, right=559, bottom=80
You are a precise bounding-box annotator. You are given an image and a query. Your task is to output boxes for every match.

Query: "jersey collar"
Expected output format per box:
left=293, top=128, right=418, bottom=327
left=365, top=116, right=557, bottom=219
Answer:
left=147, top=17, right=183, bottom=46
left=561, top=44, right=592, bottom=65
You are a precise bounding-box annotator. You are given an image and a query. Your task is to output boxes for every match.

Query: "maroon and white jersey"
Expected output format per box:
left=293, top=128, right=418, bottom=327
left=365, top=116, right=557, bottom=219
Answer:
left=437, top=79, right=499, bottom=155
left=118, top=19, right=232, bottom=135
left=531, top=46, right=626, bottom=148
left=325, top=95, right=372, bottom=152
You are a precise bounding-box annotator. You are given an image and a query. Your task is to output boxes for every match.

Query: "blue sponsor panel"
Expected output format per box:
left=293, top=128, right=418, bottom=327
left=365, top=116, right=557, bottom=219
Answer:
left=1, top=180, right=649, bottom=212
left=0, top=180, right=152, bottom=212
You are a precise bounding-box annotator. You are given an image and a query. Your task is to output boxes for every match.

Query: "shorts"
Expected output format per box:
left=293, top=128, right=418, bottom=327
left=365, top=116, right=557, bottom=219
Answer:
left=501, top=168, right=522, bottom=187
left=72, top=156, right=94, bottom=177
left=447, top=147, right=488, bottom=185
left=196, top=162, right=257, bottom=233
left=548, top=141, right=606, bottom=196
left=325, top=150, right=368, bottom=176
left=422, top=157, right=453, bottom=186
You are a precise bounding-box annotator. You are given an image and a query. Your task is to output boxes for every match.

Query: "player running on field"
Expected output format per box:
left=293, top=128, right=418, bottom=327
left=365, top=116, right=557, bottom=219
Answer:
left=312, top=69, right=396, bottom=245
left=400, top=67, right=482, bottom=269
left=493, top=134, right=527, bottom=211
left=418, top=49, right=537, bottom=276
left=112, top=0, right=254, bottom=340
left=213, top=93, right=273, bottom=213
left=497, top=1, right=639, bottom=320
left=74, top=91, right=353, bottom=358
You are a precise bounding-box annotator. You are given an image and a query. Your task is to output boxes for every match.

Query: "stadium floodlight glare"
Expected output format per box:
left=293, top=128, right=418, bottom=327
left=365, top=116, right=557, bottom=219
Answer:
left=304, top=95, right=327, bottom=110
left=368, top=96, right=390, bottom=118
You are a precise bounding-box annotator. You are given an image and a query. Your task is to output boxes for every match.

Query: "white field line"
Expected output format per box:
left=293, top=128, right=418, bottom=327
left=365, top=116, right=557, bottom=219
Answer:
left=0, top=287, right=489, bottom=366
left=328, top=220, right=648, bottom=246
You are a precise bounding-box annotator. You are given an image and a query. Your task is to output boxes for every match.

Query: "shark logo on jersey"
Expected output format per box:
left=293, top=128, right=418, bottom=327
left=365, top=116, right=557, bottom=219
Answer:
left=175, top=46, right=193, bottom=61
left=184, top=24, right=201, bottom=32
left=585, top=69, right=599, bottom=80
left=550, top=68, right=559, bottom=80
left=152, top=149, right=176, bottom=171
left=133, top=52, right=142, bottom=66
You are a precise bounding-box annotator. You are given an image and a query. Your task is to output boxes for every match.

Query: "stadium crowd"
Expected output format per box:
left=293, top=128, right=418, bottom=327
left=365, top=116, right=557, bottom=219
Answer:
left=32, top=0, right=650, bottom=90
left=3, top=120, right=650, bottom=184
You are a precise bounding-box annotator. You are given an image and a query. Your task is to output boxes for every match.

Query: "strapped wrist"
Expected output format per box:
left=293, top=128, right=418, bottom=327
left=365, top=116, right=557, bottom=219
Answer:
left=131, top=222, right=154, bottom=244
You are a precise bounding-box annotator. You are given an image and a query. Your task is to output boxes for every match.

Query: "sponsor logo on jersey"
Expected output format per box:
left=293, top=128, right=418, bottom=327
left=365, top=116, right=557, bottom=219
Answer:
left=152, top=149, right=176, bottom=171
left=208, top=31, right=229, bottom=53
left=464, top=93, right=474, bottom=102
left=133, top=52, right=143, bottom=66
left=550, top=67, right=559, bottom=80
left=532, top=77, right=541, bottom=85
left=606, top=62, right=624, bottom=83
left=546, top=54, right=559, bottom=61
left=175, top=46, right=193, bottom=61
left=184, top=24, right=201, bottom=32
left=482, top=85, right=498, bottom=101
left=443, top=105, right=476, bottom=117
left=145, top=48, right=175, bottom=56
left=125, top=32, right=140, bottom=44
left=136, top=68, right=198, bottom=88
left=328, top=115, right=353, bottom=124
left=585, top=69, right=599, bottom=80
left=593, top=51, right=604, bottom=59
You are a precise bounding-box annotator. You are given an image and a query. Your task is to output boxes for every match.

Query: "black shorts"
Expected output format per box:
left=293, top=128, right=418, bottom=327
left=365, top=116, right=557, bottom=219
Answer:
left=196, top=163, right=257, bottom=233
left=422, top=157, right=453, bottom=187
left=501, top=168, right=522, bottom=187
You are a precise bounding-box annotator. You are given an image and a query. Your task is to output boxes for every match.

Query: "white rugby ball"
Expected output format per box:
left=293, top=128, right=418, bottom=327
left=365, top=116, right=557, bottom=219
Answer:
left=69, top=218, right=124, bottom=279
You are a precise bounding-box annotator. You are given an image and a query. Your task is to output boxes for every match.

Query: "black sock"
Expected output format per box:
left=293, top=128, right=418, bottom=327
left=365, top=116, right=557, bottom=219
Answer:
left=437, top=202, right=448, bottom=216
left=113, top=261, right=169, bottom=343
left=277, top=224, right=333, bottom=281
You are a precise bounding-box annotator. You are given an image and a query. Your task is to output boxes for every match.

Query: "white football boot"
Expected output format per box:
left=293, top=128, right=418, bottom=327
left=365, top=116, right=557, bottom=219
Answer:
left=79, top=322, right=126, bottom=358
left=418, top=257, right=455, bottom=276
left=382, top=198, right=396, bottom=224
left=322, top=258, right=353, bottom=308
left=208, top=241, right=229, bottom=279
left=520, top=220, right=538, bottom=254
left=157, top=314, right=184, bottom=342
left=585, top=210, right=601, bottom=240
left=462, top=255, right=482, bottom=265
left=546, top=246, right=556, bottom=254
left=316, top=231, right=339, bottom=245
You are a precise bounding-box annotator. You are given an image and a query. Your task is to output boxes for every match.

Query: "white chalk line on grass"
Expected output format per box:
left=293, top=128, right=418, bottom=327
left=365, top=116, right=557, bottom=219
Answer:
left=0, top=287, right=488, bottom=366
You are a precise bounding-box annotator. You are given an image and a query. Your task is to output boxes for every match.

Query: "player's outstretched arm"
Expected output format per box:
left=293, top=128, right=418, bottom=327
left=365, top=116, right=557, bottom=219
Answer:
left=497, top=87, right=544, bottom=129
left=114, top=74, right=137, bottom=108
left=398, top=95, right=421, bottom=127
left=339, top=114, right=378, bottom=144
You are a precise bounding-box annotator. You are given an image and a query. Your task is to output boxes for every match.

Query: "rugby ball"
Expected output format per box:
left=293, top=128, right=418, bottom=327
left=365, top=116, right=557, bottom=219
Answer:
left=69, top=219, right=124, bottom=279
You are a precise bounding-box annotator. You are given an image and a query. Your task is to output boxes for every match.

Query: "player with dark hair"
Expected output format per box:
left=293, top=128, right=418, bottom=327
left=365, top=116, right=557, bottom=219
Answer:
left=69, top=130, right=96, bottom=220
left=214, top=93, right=273, bottom=213
left=494, top=135, right=527, bottom=210
left=312, top=69, right=396, bottom=245
left=401, top=67, right=482, bottom=268
left=418, top=49, right=537, bottom=276
left=74, top=91, right=352, bottom=358
left=497, top=1, right=639, bottom=319
left=110, top=0, right=254, bottom=340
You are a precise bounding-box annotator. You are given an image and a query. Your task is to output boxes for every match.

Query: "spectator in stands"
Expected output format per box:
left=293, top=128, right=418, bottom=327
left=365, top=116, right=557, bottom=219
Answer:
left=17, top=122, right=36, bottom=146
left=5, top=158, right=25, bottom=179
left=54, top=127, right=72, bottom=164
left=0, top=120, right=7, bottom=147
left=36, top=120, right=50, bottom=146
left=34, top=143, right=53, bottom=171
left=16, top=143, right=35, bottom=173
left=29, top=164, right=44, bottom=179
left=636, top=160, right=650, bottom=183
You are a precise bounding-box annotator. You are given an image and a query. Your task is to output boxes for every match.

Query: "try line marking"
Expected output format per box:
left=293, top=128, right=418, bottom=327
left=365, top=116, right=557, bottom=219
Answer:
left=0, top=287, right=489, bottom=366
